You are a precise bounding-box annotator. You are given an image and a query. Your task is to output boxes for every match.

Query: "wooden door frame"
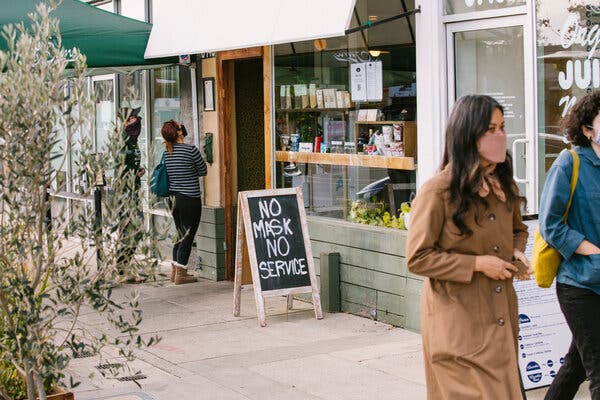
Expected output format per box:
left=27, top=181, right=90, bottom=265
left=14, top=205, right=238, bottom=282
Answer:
left=217, top=46, right=272, bottom=280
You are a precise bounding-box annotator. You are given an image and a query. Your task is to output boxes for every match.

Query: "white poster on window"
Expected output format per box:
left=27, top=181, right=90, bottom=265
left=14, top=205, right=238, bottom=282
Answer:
left=366, top=61, right=383, bottom=102
left=350, top=63, right=367, bottom=102
left=516, top=220, right=572, bottom=390
left=350, top=61, right=383, bottom=102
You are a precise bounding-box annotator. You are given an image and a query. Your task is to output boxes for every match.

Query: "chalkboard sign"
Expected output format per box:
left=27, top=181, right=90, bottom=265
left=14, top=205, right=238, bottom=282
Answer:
left=233, top=187, right=323, bottom=326
left=247, top=194, right=311, bottom=291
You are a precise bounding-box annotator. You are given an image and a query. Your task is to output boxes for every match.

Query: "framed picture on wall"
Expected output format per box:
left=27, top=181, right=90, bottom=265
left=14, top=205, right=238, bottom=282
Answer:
left=203, top=77, right=215, bottom=111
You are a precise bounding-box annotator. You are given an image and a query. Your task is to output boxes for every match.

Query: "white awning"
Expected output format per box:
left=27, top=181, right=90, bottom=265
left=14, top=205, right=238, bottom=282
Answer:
left=144, top=0, right=357, bottom=59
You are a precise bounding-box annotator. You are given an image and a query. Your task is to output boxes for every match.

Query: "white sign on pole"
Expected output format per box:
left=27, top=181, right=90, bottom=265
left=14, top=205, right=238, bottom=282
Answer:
left=515, top=220, right=572, bottom=390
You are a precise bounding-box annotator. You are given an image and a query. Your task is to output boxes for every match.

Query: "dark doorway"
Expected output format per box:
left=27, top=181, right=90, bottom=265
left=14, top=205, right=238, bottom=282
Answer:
left=234, top=58, right=265, bottom=192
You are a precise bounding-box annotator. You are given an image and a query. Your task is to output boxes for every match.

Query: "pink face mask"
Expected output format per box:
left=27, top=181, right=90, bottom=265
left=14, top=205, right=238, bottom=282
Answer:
left=478, top=132, right=506, bottom=164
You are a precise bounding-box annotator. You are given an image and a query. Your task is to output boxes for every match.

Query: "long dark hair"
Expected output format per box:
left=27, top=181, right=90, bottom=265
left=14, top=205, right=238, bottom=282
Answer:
left=441, top=95, right=524, bottom=236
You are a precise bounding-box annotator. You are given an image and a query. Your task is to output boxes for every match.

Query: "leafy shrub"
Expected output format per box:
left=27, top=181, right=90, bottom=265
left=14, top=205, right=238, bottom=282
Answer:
left=349, top=200, right=411, bottom=230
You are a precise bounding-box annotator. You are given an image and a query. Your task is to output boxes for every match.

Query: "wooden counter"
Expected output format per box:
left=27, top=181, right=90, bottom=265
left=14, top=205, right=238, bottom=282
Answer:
left=275, top=151, right=415, bottom=170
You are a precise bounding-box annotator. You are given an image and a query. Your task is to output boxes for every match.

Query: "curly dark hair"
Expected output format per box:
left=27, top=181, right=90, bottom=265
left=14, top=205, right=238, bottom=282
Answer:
left=441, top=95, right=525, bottom=236
left=561, top=91, right=600, bottom=147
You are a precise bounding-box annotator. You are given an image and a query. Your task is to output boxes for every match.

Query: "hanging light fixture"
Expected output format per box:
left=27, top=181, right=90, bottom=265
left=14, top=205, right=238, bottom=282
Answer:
left=313, top=39, right=327, bottom=51
left=368, top=49, right=390, bottom=58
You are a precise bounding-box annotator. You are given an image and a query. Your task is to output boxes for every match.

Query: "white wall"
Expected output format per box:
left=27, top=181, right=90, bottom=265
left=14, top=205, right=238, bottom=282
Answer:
left=414, top=1, right=447, bottom=188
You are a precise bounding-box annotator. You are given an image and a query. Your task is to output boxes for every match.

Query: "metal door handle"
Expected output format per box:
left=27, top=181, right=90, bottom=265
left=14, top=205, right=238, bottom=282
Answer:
left=512, top=138, right=528, bottom=184
left=512, top=139, right=529, bottom=183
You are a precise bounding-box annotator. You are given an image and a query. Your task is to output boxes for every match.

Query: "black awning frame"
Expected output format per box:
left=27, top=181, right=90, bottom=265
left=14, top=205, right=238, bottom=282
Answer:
left=345, top=6, right=421, bottom=36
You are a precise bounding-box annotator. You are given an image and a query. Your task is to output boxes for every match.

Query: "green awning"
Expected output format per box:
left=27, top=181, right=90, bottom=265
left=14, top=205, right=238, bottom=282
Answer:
left=0, top=0, right=176, bottom=71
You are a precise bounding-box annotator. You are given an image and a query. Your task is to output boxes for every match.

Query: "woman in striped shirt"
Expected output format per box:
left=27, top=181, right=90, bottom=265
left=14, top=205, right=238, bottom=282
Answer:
left=161, top=120, right=208, bottom=284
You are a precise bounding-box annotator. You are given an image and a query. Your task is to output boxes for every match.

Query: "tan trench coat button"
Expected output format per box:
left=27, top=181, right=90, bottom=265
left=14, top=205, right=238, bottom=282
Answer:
left=488, top=213, right=496, bottom=221
left=497, top=318, right=505, bottom=326
left=493, top=245, right=500, bottom=253
left=495, top=285, right=502, bottom=293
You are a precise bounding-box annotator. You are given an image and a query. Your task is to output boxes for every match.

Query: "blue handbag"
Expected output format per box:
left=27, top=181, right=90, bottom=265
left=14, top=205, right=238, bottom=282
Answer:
left=150, top=152, right=170, bottom=197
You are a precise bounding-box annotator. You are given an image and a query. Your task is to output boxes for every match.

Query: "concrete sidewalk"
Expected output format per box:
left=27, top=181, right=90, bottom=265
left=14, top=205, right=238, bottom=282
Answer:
left=66, top=263, right=590, bottom=400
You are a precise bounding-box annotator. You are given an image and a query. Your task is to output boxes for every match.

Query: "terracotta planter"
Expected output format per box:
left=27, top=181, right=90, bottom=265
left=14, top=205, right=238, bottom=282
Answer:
left=45, top=387, right=74, bottom=400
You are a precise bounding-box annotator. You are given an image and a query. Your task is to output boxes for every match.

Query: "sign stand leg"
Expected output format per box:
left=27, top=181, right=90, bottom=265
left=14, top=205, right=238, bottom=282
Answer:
left=233, top=197, right=244, bottom=317
left=312, top=288, right=324, bottom=320
left=287, top=295, right=293, bottom=310
left=253, top=286, right=267, bottom=327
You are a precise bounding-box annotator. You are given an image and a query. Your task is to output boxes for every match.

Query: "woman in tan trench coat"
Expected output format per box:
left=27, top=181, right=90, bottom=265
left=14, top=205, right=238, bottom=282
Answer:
left=407, top=95, right=530, bottom=400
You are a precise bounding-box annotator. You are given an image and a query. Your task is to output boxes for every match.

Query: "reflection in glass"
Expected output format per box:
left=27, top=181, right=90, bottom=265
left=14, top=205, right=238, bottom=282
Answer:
left=120, top=0, right=146, bottom=21
left=444, top=0, right=526, bottom=15
left=119, top=71, right=147, bottom=198
left=94, top=79, right=115, bottom=153
left=150, top=67, right=180, bottom=210
left=273, top=0, right=417, bottom=223
left=454, top=26, right=526, bottom=196
left=536, top=1, right=594, bottom=194
left=151, top=66, right=180, bottom=161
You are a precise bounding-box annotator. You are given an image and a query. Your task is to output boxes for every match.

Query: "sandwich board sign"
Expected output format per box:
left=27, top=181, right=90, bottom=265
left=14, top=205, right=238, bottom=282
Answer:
left=233, top=187, right=323, bottom=326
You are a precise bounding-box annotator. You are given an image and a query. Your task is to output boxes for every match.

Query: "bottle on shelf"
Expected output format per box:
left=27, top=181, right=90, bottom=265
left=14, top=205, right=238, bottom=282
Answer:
left=344, top=142, right=355, bottom=154
left=330, top=140, right=343, bottom=153
left=356, top=137, right=365, bottom=153
left=314, top=135, right=322, bottom=153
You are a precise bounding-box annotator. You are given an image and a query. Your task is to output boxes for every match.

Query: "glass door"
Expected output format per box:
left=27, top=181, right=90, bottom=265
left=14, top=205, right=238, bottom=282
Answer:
left=447, top=15, right=537, bottom=213
left=92, top=74, right=116, bottom=153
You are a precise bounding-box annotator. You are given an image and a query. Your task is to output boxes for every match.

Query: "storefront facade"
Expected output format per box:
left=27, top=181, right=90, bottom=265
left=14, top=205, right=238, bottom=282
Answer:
left=53, top=0, right=600, bottom=331
left=196, top=0, right=597, bottom=331
left=52, top=0, right=228, bottom=280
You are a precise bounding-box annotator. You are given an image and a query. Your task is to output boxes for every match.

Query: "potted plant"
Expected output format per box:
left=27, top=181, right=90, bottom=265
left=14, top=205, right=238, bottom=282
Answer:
left=0, top=4, right=162, bottom=399
left=293, top=113, right=315, bottom=152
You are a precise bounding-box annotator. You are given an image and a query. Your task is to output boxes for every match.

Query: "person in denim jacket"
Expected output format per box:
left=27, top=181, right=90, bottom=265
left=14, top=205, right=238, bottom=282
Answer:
left=540, top=91, right=600, bottom=400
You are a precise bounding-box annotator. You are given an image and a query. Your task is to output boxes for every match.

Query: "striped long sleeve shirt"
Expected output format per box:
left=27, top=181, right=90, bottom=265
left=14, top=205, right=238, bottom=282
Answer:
left=164, top=143, right=207, bottom=198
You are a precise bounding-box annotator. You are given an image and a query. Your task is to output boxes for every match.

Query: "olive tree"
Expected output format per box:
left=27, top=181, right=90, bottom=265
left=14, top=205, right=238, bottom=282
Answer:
left=0, top=3, right=162, bottom=399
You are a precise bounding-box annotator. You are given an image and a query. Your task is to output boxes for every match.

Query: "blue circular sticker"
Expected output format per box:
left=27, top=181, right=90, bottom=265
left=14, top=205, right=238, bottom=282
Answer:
left=519, top=314, right=531, bottom=324
left=526, top=361, right=543, bottom=383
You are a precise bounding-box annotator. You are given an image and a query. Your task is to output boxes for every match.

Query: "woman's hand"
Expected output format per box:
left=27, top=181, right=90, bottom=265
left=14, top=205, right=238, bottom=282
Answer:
left=474, top=255, right=518, bottom=280
left=512, top=249, right=532, bottom=280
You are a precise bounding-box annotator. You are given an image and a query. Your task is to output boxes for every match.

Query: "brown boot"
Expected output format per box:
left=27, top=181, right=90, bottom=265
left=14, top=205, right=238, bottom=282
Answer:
left=170, top=263, right=176, bottom=282
left=174, top=266, right=197, bottom=285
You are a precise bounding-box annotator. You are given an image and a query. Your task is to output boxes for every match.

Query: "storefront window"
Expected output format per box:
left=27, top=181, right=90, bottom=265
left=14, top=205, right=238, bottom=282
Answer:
left=151, top=66, right=180, bottom=160
left=120, top=0, right=146, bottom=21
left=444, top=0, right=526, bottom=15
left=119, top=71, right=147, bottom=193
left=93, top=77, right=115, bottom=153
left=151, top=66, right=180, bottom=187
left=535, top=2, right=596, bottom=193
left=95, top=1, right=115, bottom=13
left=274, top=0, right=416, bottom=224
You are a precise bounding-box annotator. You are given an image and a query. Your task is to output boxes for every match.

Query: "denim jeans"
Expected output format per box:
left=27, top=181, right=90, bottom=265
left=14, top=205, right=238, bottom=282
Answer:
left=544, top=283, right=600, bottom=400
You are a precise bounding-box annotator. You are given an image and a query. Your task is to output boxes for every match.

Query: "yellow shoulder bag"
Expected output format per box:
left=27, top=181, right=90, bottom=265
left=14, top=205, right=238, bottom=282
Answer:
left=532, top=149, right=579, bottom=288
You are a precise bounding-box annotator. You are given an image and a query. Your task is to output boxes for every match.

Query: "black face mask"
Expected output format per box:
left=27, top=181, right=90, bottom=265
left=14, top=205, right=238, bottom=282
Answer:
left=180, top=124, right=188, bottom=138
left=125, top=117, right=142, bottom=141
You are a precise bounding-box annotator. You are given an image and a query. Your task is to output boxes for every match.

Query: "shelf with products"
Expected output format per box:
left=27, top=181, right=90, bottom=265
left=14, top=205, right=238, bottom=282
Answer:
left=275, top=151, right=415, bottom=170
left=276, top=107, right=350, bottom=144
left=354, top=121, right=417, bottom=158
left=276, top=108, right=350, bottom=113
